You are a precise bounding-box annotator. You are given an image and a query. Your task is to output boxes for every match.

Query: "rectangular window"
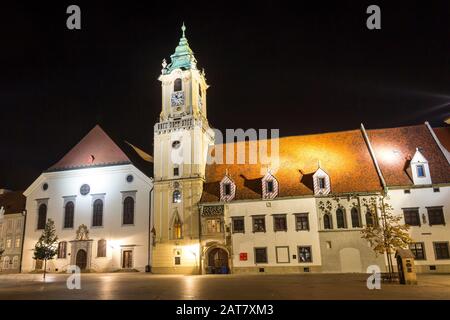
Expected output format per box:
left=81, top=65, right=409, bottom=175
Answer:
left=14, top=237, right=20, bottom=248
left=409, top=242, right=425, bottom=260
left=318, top=177, right=326, bottom=189
left=427, top=207, right=445, bottom=226
left=275, top=246, right=290, bottom=263
left=174, top=256, right=181, bottom=265
left=254, top=247, right=268, bottom=263
left=206, top=219, right=221, bottom=233
left=416, top=164, right=425, bottom=177
left=57, top=242, right=67, bottom=259
left=295, top=213, right=310, bottom=231
left=97, top=240, right=107, bottom=257
left=232, top=217, right=245, bottom=233
left=252, top=216, right=266, bottom=232
left=298, top=246, right=312, bottom=263
left=6, top=237, right=11, bottom=248
left=224, top=183, right=231, bottom=196
left=173, top=167, right=179, bottom=176
left=273, top=215, right=287, bottom=232
left=403, top=208, right=421, bottom=226
left=434, top=242, right=450, bottom=260
left=266, top=181, right=274, bottom=193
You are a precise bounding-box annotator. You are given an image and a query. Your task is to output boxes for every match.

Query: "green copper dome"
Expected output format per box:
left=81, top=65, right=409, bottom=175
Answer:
left=163, top=23, right=197, bottom=74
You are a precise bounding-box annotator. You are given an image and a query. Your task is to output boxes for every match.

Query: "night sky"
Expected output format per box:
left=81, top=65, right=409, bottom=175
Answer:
left=1, top=1, right=450, bottom=190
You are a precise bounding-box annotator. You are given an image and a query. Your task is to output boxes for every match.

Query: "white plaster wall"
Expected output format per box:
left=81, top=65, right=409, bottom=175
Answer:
left=387, top=186, right=450, bottom=267
left=22, top=164, right=153, bottom=272
left=227, top=197, right=321, bottom=268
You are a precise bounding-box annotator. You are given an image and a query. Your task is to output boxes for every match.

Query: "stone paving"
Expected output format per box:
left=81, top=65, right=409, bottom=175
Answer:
left=0, top=273, right=449, bottom=300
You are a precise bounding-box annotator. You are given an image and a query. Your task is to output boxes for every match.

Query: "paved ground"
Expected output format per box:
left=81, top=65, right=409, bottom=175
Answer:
left=0, top=273, right=449, bottom=300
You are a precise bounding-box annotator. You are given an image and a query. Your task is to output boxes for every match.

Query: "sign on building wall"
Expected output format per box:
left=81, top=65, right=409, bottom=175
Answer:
left=239, top=252, right=248, bottom=261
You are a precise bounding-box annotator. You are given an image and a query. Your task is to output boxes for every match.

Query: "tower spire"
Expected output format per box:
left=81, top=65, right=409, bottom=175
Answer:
left=181, top=22, right=186, bottom=38
left=162, top=23, right=197, bottom=74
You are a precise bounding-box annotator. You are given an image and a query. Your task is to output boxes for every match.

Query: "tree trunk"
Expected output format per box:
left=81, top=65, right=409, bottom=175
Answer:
left=43, top=259, right=47, bottom=281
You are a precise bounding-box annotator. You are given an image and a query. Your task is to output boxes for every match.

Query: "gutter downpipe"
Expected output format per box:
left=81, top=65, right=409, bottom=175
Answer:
left=147, top=184, right=154, bottom=273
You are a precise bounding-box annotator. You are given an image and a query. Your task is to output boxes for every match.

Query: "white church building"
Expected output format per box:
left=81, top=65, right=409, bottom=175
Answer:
left=21, top=125, right=153, bottom=272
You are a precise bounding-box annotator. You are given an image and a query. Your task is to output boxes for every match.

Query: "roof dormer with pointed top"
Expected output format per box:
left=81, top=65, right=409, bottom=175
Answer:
left=411, top=147, right=432, bottom=185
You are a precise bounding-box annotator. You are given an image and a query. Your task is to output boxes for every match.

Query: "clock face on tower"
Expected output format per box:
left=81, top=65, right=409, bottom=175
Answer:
left=171, top=91, right=185, bottom=107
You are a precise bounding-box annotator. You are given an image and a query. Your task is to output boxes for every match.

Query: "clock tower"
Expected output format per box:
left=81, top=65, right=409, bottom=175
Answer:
left=152, top=24, right=215, bottom=274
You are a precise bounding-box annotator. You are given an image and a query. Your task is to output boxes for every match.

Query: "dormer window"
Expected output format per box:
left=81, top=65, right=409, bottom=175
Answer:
left=411, top=148, right=432, bottom=185
left=220, top=173, right=236, bottom=202
left=262, top=171, right=278, bottom=200
left=174, top=78, right=182, bottom=92
left=313, top=167, right=330, bottom=195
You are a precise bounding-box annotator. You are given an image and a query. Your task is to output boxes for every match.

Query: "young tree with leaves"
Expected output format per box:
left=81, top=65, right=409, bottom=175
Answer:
left=33, top=219, right=58, bottom=280
left=360, top=195, right=413, bottom=278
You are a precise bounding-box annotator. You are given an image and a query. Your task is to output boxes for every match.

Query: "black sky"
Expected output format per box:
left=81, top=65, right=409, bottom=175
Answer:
left=1, top=1, right=450, bottom=190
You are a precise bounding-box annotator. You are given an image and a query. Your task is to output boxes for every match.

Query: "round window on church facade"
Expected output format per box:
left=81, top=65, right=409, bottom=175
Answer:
left=126, top=174, right=134, bottom=183
left=80, top=184, right=90, bottom=196
left=172, top=140, right=181, bottom=149
left=42, top=183, right=48, bottom=191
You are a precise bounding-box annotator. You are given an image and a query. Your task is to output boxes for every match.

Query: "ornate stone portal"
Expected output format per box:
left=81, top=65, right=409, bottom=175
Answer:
left=69, top=224, right=93, bottom=271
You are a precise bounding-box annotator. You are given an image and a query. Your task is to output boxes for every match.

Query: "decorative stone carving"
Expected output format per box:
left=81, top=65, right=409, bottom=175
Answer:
left=75, top=224, right=89, bottom=240
left=202, top=205, right=224, bottom=217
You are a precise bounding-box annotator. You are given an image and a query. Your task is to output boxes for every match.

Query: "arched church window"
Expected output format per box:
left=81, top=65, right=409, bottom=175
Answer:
left=64, top=201, right=74, bottom=229
left=93, top=199, right=103, bottom=227
left=336, top=208, right=346, bottom=228
left=173, top=190, right=182, bottom=203
left=174, top=78, right=182, bottom=92
left=123, top=197, right=135, bottom=225
left=351, top=207, right=361, bottom=228
left=198, top=83, right=202, bottom=97
left=324, top=213, right=332, bottom=230
left=37, top=204, right=47, bottom=230
left=365, top=209, right=375, bottom=227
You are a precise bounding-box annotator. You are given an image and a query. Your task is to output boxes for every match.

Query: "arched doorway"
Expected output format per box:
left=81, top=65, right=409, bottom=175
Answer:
left=207, top=248, right=229, bottom=274
left=76, top=249, right=87, bottom=270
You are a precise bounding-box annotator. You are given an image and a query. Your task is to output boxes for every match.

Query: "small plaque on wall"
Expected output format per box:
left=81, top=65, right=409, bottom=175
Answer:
left=239, top=252, right=248, bottom=261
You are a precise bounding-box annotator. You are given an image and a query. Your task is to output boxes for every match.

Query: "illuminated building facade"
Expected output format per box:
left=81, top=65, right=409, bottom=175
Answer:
left=152, top=25, right=450, bottom=274
left=0, top=190, right=26, bottom=273
left=21, top=125, right=153, bottom=272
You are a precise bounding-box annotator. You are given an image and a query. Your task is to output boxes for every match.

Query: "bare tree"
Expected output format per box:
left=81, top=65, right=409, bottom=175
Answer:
left=361, top=195, right=413, bottom=278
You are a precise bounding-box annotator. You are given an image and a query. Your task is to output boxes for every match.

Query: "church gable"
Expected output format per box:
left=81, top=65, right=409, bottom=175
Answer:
left=47, top=125, right=132, bottom=172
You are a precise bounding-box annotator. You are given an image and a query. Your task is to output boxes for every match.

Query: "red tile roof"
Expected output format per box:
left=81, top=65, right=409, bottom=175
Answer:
left=368, top=124, right=450, bottom=186
left=433, top=127, right=450, bottom=153
left=201, top=129, right=382, bottom=202
left=47, top=125, right=153, bottom=177
left=0, top=191, right=25, bottom=215
left=48, top=125, right=131, bottom=171
left=200, top=124, right=450, bottom=203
